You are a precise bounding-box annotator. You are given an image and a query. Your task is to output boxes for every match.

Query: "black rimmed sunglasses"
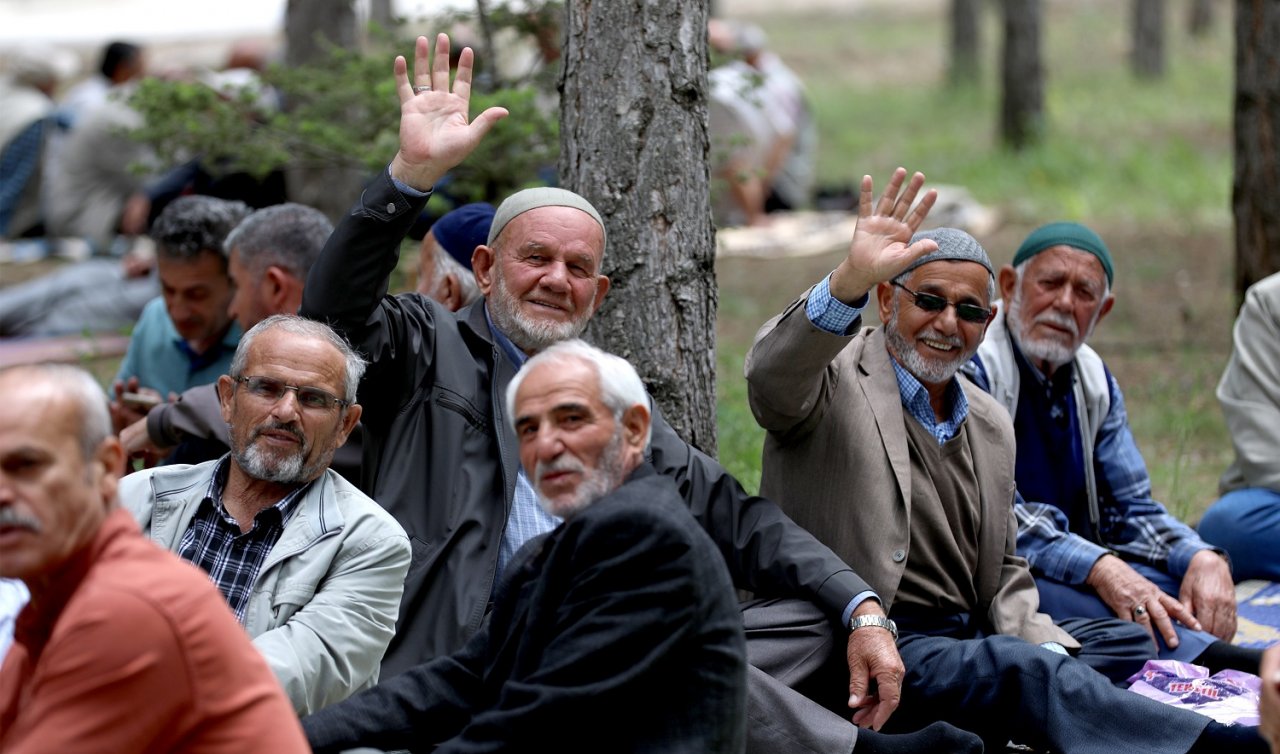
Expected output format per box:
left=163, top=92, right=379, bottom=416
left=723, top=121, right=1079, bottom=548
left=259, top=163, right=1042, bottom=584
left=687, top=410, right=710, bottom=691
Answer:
left=892, top=282, right=992, bottom=324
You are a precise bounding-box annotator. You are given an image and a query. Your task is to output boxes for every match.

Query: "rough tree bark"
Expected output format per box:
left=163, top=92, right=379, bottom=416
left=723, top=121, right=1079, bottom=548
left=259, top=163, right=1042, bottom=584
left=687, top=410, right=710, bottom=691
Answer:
left=284, top=0, right=366, bottom=221
left=1000, top=0, right=1043, bottom=150
left=1233, top=0, right=1280, bottom=298
left=1132, top=0, right=1167, bottom=79
left=1188, top=0, right=1214, bottom=37
left=949, top=0, right=982, bottom=87
left=561, top=0, right=719, bottom=454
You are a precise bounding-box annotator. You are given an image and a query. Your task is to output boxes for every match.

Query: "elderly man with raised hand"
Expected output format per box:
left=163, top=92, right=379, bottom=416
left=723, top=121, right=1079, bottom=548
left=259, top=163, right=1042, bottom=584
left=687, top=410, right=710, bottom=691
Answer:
left=119, top=315, right=411, bottom=715
left=964, top=221, right=1257, bottom=672
left=300, top=33, right=952, bottom=754
left=303, top=340, right=747, bottom=753
left=0, top=363, right=307, bottom=753
left=744, top=171, right=1266, bottom=753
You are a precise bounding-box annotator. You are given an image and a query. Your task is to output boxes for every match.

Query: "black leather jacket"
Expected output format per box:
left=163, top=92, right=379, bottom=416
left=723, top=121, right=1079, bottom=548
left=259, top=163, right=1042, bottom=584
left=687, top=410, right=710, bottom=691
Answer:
left=301, top=171, right=872, bottom=677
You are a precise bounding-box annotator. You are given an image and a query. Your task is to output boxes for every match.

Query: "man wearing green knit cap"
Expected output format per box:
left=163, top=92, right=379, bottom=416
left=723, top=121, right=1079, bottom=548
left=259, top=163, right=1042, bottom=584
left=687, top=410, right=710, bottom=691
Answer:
left=964, top=221, right=1258, bottom=674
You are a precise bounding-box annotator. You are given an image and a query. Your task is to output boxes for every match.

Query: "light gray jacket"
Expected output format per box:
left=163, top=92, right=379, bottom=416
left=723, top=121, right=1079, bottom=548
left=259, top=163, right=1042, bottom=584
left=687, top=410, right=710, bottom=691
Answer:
left=118, top=459, right=411, bottom=715
left=1219, top=271, right=1280, bottom=493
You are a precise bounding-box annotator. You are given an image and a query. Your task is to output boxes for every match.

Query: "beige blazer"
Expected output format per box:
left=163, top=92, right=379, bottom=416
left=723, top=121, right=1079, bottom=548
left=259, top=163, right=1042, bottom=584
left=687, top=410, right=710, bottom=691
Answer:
left=745, top=294, right=1075, bottom=648
left=1219, top=271, right=1280, bottom=493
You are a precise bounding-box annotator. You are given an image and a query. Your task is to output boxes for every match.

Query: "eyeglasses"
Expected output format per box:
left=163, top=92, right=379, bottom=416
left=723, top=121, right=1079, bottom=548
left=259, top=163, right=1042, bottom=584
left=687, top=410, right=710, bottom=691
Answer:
left=234, top=375, right=350, bottom=411
left=892, top=282, right=992, bottom=324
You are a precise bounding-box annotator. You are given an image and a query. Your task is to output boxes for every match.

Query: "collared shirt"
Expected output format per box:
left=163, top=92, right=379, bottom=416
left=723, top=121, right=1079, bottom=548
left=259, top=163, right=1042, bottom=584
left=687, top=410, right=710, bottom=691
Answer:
left=176, top=457, right=309, bottom=622
left=485, top=307, right=563, bottom=583
left=968, top=339, right=1216, bottom=584
left=113, top=297, right=242, bottom=397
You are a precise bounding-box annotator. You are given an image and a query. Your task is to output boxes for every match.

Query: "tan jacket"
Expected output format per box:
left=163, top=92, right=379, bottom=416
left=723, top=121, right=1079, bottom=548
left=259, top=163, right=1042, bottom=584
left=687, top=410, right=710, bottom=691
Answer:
left=745, top=294, right=1075, bottom=648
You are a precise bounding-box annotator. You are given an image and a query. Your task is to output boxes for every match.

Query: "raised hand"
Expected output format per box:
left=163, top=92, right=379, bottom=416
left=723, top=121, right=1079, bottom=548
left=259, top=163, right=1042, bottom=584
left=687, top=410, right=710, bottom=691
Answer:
left=389, top=34, right=509, bottom=191
left=829, top=168, right=939, bottom=303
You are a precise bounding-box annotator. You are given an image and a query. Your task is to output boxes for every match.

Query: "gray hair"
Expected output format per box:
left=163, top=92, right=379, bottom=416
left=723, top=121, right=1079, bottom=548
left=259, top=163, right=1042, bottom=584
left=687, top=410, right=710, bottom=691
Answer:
left=431, top=247, right=481, bottom=307
left=223, top=203, right=333, bottom=279
left=151, top=195, right=251, bottom=263
left=505, top=339, right=651, bottom=450
left=0, top=364, right=111, bottom=461
left=230, top=315, right=367, bottom=402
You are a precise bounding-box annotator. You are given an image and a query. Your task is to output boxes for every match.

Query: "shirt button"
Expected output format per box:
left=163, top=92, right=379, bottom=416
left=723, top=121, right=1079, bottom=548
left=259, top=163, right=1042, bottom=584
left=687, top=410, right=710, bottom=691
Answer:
left=386, top=202, right=396, bottom=213
left=892, top=549, right=906, bottom=563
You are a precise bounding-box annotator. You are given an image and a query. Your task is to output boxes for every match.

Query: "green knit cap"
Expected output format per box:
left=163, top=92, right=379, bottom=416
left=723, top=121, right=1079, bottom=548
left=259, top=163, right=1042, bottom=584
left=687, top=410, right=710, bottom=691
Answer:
left=1012, top=222, right=1113, bottom=285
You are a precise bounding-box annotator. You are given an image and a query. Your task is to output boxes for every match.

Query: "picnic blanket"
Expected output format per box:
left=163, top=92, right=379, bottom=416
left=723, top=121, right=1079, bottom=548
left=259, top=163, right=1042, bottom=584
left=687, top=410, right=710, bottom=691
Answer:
left=1234, top=579, right=1280, bottom=648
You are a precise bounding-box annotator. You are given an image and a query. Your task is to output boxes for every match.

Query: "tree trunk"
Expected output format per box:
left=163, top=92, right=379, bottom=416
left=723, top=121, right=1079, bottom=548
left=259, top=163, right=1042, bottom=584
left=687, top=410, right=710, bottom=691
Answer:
left=1233, top=0, right=1280, bottom=298
left=1132, top=0, right=1167, bottom=78
left=369, top=0, right=394, bottom=30
left=1188, top=0, right=1213, bottom=37
left=283, top=0, right=366, bottom=221
left=949, top=0, right=982, bottom=86
left=1000, top=0, right=1043, bottom=150
left=561, top=0, right=719, bottom=454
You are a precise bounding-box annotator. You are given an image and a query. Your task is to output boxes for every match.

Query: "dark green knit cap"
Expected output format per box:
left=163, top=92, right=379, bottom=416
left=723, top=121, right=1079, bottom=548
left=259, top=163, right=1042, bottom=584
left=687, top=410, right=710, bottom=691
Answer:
left=1012, top=222, right=1114, bottom=285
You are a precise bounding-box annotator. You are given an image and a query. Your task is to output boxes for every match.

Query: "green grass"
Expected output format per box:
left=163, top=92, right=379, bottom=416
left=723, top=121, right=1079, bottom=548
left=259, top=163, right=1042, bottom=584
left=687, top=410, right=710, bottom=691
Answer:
left=713, top=2, right=1240, bottom=517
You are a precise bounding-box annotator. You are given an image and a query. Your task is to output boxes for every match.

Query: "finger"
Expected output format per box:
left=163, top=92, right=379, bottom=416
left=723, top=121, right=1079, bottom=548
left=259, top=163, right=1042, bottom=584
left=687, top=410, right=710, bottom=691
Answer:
left=413, top=35, right=430, bottom=86
left=869, top=672, right=901, bottom=730
left=432, top=32, right=452, bottom=93
left=1146, top=599, right=1181, bottom=648
left=851, top=705, right=877, bottom=728
left=875, top=167, right=907, bottom=217
left=1159, top=593, right=1201, bottom=632
left=856, top=174, right=874, bottom=219
left=892, top=171, right=926, bottom=221
left=452, top=46, right=474, bottom=102
left=904, top=189, right=938, bottom=231
left=846, top=659, right=869, bottom=707
left=469, top=106, right=510, bottom=139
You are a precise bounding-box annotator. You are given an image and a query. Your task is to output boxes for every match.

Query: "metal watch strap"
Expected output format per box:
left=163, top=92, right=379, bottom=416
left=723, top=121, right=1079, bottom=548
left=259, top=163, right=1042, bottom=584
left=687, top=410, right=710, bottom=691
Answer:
left=849, top=614, right=898, bottom=641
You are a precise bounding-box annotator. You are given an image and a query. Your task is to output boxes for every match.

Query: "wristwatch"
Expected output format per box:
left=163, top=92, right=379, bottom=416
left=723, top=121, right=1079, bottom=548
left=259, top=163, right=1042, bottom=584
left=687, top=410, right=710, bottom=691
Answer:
left=850, top=614, right=898, bottom=641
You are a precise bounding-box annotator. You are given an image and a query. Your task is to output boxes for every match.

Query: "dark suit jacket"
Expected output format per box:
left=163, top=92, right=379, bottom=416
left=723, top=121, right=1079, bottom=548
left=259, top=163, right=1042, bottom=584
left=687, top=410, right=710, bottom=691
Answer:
left=303, top=465, right=747, bottom=754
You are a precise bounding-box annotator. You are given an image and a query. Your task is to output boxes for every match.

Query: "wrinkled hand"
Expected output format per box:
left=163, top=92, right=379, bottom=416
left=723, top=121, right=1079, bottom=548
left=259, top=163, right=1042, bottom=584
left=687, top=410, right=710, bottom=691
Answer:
left=1087, top=553, right=1201, bottom=650
left=846, top=601, right=904, bottom=730
left=1261, top=645, right=1280, bottom=754
left=389, top=34, right=509, bottom=191
left=829, top=168, right=939, bottom=303
left=119, top=193, right=151, bottom=236
left=1179, top=549, right=1237, bottom=641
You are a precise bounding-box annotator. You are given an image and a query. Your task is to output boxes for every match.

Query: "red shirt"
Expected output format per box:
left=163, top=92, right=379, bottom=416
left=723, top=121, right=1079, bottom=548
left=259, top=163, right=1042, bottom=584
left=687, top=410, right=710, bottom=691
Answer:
left=0, top=508, right=308, bottom=753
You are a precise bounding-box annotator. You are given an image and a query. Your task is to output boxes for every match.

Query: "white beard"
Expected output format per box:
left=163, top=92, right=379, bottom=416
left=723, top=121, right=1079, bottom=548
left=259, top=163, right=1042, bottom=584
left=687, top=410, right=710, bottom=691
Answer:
left=487, top=266, right=594, bottom=353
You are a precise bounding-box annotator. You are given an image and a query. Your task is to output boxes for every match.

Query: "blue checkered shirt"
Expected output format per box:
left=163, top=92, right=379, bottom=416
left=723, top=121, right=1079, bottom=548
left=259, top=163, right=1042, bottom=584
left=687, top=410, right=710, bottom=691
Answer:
left=0, top=119, right=46, bottom=236
left=968, top=354, right=1218, bottom=584
left=176, top=457, right=309, bottom=623
left=486, top=310, right=563, bottom=584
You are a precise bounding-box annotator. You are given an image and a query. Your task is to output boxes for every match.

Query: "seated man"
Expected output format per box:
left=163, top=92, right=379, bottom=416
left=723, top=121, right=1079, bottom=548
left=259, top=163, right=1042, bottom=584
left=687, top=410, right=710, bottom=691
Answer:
left=415, top=201, right=491, bottom=311
left=111, top=194, right=248, bottom=430
left=120, top=203, right=337, bottom=467
left=744, top=169, right=1262, bottom=752
left=1199, top=270, right=1280, bottom=581
left=965, top=222, right=1252, bottom=669
left=303, top=340, right=747, bottom=752
left=0, top=363, right=306, bottom=752
left=0, top=45, right=71, bottom=239
left=119, top=315, right=411, bottom=714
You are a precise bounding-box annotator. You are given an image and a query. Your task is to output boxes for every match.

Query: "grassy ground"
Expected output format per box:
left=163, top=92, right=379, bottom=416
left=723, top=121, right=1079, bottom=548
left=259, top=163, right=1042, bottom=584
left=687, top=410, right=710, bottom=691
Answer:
left=714, top=0, right=1237, bottom=523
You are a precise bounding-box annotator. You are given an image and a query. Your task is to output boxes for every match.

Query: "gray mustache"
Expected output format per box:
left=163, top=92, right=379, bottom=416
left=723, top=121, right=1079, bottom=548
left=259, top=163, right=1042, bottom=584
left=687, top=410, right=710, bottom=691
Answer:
left=0, top=507, right=41, bottom=532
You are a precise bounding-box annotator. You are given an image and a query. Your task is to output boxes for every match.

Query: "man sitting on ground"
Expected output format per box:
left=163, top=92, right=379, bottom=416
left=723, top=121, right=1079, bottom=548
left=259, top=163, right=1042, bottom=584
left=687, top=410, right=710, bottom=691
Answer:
left=111, top=195, right=248, bottom=430
left=0, top=363, right=307, bottom=752
left=964, top=221, right=1252, bottom=671
left=303, top=340, right=747, bottom=752
left=1198, top=270, right=1280, bottom=581
left=119, top=315, right=411, bottom=714
left=744, top=169, right=1263, bottom=752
